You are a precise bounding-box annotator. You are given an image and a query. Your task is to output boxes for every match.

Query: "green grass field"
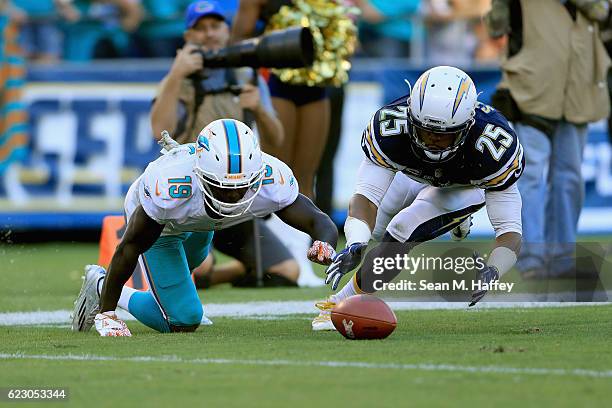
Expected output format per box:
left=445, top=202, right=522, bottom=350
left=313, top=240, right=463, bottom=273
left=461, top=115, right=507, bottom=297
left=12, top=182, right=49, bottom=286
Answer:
left=1, top=242, right=612, bottom=407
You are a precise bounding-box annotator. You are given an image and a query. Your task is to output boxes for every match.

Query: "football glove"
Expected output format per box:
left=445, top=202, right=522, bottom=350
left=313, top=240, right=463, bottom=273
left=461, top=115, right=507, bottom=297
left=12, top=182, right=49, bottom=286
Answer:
left=94, top=311, right=132, bottom=337
left=325, top=242, right=368, bottom=290
left=307, top=241, right=336, bottom=265
left=469, top=262, right=500, bottom=307
left=158, top=130, right=180, bottom=154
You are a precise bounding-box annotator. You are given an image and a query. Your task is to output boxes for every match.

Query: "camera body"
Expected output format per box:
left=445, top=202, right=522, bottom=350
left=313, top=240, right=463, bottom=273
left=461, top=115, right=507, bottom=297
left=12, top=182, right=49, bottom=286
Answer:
left=194, top=67, right=257, bottom=96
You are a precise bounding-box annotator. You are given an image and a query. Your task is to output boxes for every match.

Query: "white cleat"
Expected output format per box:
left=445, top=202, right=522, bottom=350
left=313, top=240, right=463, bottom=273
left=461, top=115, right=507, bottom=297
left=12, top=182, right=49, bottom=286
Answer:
left=71, top=265, right=106, bottom=332
left=312, top=299, right=337, bottom=331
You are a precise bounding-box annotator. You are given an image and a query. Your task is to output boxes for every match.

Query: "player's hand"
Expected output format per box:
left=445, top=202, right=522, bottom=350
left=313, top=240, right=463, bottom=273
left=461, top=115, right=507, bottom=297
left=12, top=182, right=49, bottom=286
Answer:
left=469, top=258, right=500, bottom=307
left=307, top=241, right=336, bottom=265
left=325, top=242, right=368, bottom=290
left=239, top=84, right=262, bottom=112
left=94, top=311, right=132, bottom=337
left=170, top=44, right=204, bottom=78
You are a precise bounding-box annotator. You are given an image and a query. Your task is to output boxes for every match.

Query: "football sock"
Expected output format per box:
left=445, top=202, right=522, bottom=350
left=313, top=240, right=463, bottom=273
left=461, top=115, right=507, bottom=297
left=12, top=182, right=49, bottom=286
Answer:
left=331, top=274, right=362, bottom=303
left=117, top=286, right=137, bottom=310
left=126, top=291, right=170, bottom=333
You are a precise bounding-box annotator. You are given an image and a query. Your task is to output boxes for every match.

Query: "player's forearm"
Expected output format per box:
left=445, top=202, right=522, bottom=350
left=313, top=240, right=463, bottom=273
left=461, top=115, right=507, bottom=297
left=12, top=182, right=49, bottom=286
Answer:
left=253, top=105, right=284, bottom=147
left=99, top=244, right=140, bottom=312
left=276, top=194, right=338, bottom=247
left=286, top=204, right=338, bottom=247
left=344, top=194, right=379, bottom=246
left=150, top=73, right=183, bottom=139
left=311, top=212, right=339, bottom=248
left=348, top=194, right=378, bottom=232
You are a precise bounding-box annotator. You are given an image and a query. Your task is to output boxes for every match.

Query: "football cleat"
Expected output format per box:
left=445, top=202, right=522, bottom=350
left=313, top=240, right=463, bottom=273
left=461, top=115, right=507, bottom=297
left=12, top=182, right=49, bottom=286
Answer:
left=311, top=299, right=337, bottom=331
left=469, top=265, right=500, bottom=307
left=71, top=264, right=106, bottom=332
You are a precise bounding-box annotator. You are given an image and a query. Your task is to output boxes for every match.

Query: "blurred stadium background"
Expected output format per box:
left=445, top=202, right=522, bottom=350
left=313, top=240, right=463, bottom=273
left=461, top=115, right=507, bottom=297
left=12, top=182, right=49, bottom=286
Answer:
left=1, top=3, right=612, bottom=405
left=1, top=0, right=611, bottom=240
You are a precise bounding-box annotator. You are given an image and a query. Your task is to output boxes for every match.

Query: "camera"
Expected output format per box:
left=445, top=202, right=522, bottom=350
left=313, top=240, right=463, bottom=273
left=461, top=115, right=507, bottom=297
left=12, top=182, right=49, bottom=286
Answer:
left=192, top=26, right=314, bottom=72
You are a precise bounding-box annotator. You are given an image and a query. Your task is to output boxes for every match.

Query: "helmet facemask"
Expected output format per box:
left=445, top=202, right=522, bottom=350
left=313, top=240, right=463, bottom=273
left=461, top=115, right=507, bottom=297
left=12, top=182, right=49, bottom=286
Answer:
left=408, top=114, right=474, bottom=163
left=194, top=165, right=265, bottom=218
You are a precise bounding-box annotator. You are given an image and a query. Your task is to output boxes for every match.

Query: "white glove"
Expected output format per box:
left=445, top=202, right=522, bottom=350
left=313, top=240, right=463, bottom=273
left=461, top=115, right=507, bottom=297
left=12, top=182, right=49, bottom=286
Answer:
left=94, top=311, right=132, bottom=337
left=307, top=241, right=336, bottom=265
left=158, top=130, right=180, bottom=154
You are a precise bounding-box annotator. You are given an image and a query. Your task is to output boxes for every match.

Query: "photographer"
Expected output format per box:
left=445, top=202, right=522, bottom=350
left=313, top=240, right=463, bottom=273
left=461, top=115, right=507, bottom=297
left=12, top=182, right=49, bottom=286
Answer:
left=151, top=1, right=298, bottom=288
left=151, top=0, right=283, bottom=147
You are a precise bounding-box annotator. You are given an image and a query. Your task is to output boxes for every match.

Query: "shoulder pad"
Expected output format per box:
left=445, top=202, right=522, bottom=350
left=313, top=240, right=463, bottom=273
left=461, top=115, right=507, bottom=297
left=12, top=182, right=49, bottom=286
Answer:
left=258, top=154, right=299, bottom=210
left=360, top=101, right=409, bottom=170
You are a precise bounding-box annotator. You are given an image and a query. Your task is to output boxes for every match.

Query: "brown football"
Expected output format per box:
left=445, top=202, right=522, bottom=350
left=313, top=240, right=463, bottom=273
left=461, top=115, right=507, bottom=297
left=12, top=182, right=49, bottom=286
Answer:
left=331, top=294, right=397, bottom=340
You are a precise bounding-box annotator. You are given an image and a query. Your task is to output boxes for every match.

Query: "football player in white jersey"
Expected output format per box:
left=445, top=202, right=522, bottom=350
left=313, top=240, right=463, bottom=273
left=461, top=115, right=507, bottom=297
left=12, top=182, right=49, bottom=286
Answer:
left=72, top=119, right=338, bottom=336
left=312, top=66, right=524, bottom=330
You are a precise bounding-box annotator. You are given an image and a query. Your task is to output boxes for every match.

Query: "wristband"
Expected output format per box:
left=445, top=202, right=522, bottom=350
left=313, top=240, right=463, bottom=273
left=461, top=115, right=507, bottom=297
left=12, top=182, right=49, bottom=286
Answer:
left=344, top=216, right=371, bottom=246
left=487, top=246, right=517, bottom=277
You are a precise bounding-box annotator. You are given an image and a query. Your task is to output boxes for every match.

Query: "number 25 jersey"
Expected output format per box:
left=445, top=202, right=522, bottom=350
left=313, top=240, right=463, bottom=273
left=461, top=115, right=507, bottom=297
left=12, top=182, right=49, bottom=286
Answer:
left=361, top=96, right=524, bottom=191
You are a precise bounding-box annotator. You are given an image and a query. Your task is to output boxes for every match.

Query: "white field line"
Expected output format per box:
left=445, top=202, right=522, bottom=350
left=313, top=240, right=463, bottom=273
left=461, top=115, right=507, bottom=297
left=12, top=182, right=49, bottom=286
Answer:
left=0, top=300, right=610, bottom=326
left=1, top=353, right=611, bottom=379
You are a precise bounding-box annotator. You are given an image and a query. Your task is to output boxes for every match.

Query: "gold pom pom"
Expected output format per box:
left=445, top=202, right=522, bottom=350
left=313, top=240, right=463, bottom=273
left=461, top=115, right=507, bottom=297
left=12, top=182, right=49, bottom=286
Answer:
left=266, top=0, right=359, bottom=87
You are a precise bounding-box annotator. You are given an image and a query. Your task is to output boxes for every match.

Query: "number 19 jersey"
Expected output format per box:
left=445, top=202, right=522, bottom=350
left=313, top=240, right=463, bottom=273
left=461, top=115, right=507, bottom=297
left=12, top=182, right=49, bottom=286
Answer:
left=124, top=145, right=299, bottom=235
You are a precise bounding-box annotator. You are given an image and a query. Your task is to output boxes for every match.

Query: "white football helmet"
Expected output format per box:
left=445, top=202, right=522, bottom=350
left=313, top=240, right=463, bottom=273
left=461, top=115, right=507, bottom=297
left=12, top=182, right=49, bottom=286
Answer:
left=193, top=119, right=265, bottom=217
left=408, top=66, right=478, bottom=162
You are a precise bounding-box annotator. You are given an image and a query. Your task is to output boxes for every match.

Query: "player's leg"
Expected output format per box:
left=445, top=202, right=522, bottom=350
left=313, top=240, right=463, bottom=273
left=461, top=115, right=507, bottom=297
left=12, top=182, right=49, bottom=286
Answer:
left=353, top=186, right=485, bottom=294
left=313, top=177, right=425, bottom=330
left=372, top=173, right=427, bottom=240
left=313, top=186, right=485, bottom=330
left=182, top=231, right=214, bottom=271
left=374, top=174, right=474, bottom=242
left=74, top=233, right=211, bottom=333
left=125, top=233, right=210, bottom=333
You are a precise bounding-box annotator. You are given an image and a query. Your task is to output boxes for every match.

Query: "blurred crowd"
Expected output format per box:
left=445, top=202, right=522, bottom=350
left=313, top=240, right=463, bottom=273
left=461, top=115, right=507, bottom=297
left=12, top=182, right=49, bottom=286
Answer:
left=2, top=0, right=502, bottom=64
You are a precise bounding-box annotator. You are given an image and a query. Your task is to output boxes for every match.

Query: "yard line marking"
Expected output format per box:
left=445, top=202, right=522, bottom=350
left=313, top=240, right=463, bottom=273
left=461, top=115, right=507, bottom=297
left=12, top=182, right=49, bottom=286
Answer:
left=0, top=301, right=610, bottom=326
left=1, top=353, right=611, bottom=379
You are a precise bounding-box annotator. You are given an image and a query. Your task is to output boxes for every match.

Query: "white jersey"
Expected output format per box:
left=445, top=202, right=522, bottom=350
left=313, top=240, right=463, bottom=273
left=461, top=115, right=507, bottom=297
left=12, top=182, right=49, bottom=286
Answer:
left=124, top=145, right=299, bottom=235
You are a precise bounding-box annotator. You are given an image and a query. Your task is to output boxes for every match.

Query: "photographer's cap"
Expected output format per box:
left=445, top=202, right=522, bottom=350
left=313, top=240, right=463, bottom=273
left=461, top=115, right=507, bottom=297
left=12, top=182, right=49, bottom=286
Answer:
left=185, top=1, right=227, bottom=28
